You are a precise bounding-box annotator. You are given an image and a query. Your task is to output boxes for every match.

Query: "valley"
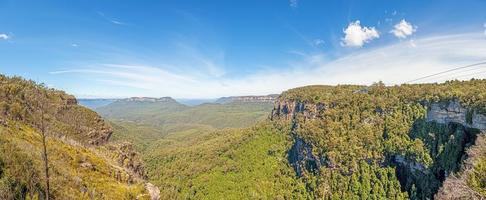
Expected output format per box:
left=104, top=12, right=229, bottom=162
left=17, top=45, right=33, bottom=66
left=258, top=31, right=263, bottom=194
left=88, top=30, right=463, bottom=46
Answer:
left=86, top=80, right=486, bottom=199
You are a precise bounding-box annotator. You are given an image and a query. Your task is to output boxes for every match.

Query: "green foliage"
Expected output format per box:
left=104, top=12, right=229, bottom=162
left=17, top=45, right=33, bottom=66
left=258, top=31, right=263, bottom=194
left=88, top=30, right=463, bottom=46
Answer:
left=141, top=123, right=309, bottom=199
left=276, top=79, right=486, bottom=199
left=0, top=74, right=149, bottom=199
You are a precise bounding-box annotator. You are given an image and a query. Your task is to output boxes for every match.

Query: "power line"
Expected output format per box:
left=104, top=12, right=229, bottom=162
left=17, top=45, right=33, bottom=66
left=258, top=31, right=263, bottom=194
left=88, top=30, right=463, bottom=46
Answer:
left=405, top=61, right=486, bottom=83
left=423, top=66, right=486, bottom=82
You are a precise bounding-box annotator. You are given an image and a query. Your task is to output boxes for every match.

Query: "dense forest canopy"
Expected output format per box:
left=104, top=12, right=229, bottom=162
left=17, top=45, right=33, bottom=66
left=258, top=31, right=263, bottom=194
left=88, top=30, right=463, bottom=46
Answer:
left=272, top=79, right=486, bottom=199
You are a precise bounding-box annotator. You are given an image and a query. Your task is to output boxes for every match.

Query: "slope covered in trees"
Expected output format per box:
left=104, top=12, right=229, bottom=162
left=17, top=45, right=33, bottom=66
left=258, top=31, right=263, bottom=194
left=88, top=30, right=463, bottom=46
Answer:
left=0, top=75, right=153, bottom=199
left=272, top=80, right=486, bottom=199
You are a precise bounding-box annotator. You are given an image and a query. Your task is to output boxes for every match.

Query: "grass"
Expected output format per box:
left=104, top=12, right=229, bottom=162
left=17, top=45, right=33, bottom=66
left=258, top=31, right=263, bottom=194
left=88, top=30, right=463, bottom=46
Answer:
left=0, top=121, right=149, bottom=199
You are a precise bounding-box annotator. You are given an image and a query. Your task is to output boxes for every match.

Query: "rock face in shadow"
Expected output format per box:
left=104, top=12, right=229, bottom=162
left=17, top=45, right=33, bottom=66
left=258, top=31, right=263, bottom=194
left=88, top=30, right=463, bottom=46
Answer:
left=287, top=133, right=321, bottom=177
left=392, top=100, right=485, bottom=199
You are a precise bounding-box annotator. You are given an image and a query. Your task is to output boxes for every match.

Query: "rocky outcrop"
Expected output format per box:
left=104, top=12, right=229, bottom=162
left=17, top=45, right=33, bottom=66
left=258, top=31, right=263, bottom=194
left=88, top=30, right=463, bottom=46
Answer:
left=63, top=94, right=78, bottom=105
left=145, top=183, right=161, bottom=200
left=393, top=155, right=426, bottom=173
left=121, top=97, right=176, bottom=103
left=426, top=99, right=486, bottom=130
left=270, top=100, right=326, bottom=121
left=107, top=142, right=146, bottom=179
left=216, top=94, right=279, bottom=104
left=86, top=116, right=113, bottom=145
left=288, top=136, right=322, bottom=177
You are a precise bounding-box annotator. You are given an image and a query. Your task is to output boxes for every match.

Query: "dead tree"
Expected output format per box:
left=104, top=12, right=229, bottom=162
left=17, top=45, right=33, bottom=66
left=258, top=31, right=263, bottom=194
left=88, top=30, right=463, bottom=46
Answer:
left=28, top=86, right=51, bottom=200
left=39, top=104, right=50, bottom=200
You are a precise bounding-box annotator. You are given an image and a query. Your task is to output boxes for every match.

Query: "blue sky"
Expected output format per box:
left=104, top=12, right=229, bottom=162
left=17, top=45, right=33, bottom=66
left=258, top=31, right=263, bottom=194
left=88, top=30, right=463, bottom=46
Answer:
left=1, top=0, right=486, bottom=98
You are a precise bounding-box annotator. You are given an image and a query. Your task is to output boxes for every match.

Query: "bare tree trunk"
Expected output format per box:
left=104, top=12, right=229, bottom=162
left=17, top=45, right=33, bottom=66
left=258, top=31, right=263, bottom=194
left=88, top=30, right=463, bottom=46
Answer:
left=40, top=106, right=50, bottom=200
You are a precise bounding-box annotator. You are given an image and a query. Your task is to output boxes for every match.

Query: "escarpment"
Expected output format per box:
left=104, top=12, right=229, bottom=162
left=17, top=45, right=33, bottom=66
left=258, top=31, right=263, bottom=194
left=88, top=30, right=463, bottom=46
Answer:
left=426, top=99, right=486, bottom=130
left=216, top=94, right=278, bottom=104
left=271, top=82, right=486, bottom=199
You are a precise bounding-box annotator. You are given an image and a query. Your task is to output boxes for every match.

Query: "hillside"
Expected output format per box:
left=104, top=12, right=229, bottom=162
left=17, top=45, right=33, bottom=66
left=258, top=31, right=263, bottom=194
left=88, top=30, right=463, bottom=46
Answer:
left=0, top=75, right=156, bottom=199
left=96, top=97, right=188, bottom=123
left=110, top=79, right=486, bottom=199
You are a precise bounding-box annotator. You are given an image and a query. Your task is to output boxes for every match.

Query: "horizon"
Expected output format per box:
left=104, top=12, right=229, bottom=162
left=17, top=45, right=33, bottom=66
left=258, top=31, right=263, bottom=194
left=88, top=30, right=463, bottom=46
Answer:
left=2, top=0, right=486, bottom=98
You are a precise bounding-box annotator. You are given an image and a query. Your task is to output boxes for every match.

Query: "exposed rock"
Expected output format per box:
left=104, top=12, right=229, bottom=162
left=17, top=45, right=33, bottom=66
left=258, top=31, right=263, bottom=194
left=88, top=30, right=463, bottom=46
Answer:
left=216, top=94, right=279, bottom=104
left=288, top=136, right=322, bottom=177
left=145, top=183, right=161, bottom=200
left=393, top=155, right=426, bottom=172
left=120, top=97, right=176, bottom=103
left=79, top=162, right=94, bottom=170
left=86, top=118, right=113, bottom=145
left=270, top=100, right=326, bottom=121
left=107, top=142, right=146, bottom=179
left=64, top=95, right=78, bottom=105
left=426, top=99, right=486, bottom=130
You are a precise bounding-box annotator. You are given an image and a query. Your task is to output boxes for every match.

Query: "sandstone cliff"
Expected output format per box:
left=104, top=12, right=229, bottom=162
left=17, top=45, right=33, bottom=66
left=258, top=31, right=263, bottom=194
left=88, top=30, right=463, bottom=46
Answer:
left=426, top=99, right=486, bottom=130
left=216, top=94, right=278, bottom=104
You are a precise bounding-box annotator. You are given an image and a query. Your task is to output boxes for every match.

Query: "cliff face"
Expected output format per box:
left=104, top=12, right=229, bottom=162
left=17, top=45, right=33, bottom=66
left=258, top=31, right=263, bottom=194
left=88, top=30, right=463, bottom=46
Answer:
left=271, top=100, right=326, bottom=177
left=427, top=99, right=486, bottom=130
left=121, top=97, right=176, bottom=103
left=216, top=94, right=278, bottom=104
left=270, top=100, right=326, bottom=121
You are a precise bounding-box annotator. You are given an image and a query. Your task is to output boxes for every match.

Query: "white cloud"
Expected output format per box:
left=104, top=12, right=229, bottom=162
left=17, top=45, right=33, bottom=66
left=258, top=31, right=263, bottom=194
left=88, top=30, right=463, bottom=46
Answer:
left=51, top=33, right=486, bottom=99
left=312, top=39, right=325, bottom=47
left=0, top=33, right=10, bottom=40
left=290, top=0, right=298, bottom=8
left=71, top=43, right=78, bottom=47
left=341, top=20, right=380, bottom=47
left=391, top=19, right=417, bottom=39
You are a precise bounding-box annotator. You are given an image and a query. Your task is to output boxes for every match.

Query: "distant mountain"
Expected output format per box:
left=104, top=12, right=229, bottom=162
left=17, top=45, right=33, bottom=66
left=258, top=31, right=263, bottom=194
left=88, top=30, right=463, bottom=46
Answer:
left=215, top=94, right=279, bottom=104
left=121, top=97, right=177, bottom=103
left=95, top=97, right=187, bottom=123
left=96, top=95, right=274, bottom=128
left=175, top=98, right=218, bottom=106
left=78, top=98, right=117, bottom=109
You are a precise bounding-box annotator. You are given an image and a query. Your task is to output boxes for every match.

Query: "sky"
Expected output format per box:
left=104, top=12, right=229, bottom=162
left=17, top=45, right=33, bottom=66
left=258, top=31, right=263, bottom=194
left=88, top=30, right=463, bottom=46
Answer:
left=1, top=0, right=486, bottom=98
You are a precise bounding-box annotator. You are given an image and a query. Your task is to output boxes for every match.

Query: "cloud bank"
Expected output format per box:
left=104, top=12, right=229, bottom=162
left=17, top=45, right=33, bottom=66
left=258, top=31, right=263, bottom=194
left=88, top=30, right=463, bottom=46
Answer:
left=51, top=33, right=486, bottom=98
